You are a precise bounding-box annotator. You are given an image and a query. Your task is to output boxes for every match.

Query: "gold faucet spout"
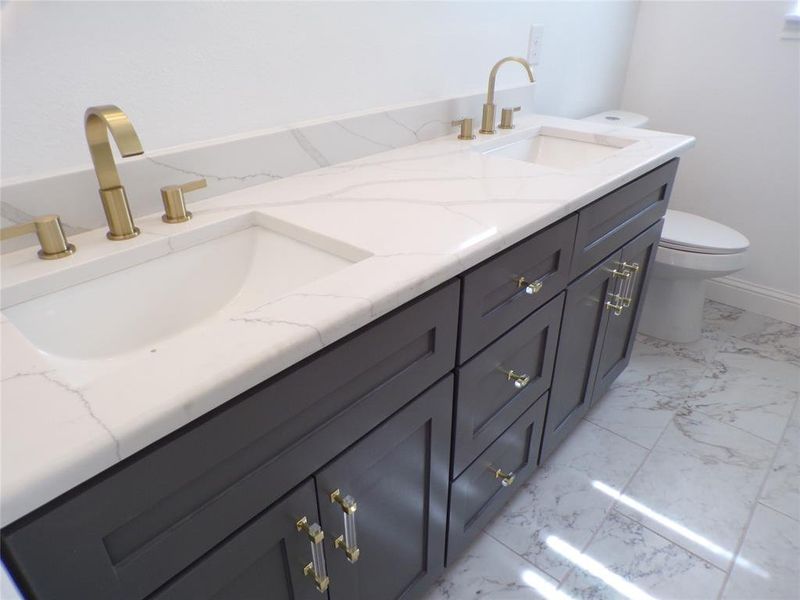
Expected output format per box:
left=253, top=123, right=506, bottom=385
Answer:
left=480, top=57, right=535, bottom=134
left=84, top=105, right=144, bottom=240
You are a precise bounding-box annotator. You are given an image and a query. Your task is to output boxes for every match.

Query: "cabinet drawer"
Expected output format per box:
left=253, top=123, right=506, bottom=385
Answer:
left=459, top=215, right=577, bottom=362
left=2, top=282, right=460, bottom=600
left=453, top=293, right=563, bottom=476
left=447, top=392, right=547, bottom=564
left=570, top=159, right=677, bottom=277
left=152, top=480, right=321, bottom=600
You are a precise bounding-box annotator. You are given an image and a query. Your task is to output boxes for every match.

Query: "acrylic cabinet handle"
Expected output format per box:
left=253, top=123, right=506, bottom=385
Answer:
left=620, top=262, right=640, bottom=308
left=296, top=517, right=330, bottom=593
left=330, top=489, right=360, bottom=563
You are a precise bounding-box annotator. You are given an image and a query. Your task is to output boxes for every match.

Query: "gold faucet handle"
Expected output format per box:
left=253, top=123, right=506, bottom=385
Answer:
left=0, top=215, right=76, bottom=260
left=451, top=117, right=476, bottom=141
left=160, top=178, right=207, bottom=224
left=499, top=106, right=522, bottom=130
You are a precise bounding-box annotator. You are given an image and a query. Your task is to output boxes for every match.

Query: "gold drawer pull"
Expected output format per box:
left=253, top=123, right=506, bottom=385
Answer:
left=491, top=466, right=516, bottom=487
left=296, top=517, right=330, bottom=593
left=501, top=368, right=531, bottom=389
left=514, top=276, right=543, bottom=295
left=330, top=489, right=360, bottom=563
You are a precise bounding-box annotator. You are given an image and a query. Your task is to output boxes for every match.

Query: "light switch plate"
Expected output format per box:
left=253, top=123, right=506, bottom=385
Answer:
left=527, top=25, right=545, bottom=65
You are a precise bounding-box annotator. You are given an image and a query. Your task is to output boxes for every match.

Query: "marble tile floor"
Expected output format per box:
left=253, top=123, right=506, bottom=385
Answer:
left=423, top=301, right=800, bottom=600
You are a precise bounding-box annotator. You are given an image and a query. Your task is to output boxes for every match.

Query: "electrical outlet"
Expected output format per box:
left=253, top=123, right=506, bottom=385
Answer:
left=527, top=25, right=544, bottom=65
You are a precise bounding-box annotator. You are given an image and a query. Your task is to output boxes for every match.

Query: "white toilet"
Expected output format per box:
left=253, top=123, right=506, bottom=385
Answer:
left=583, top=110, right=750, bottom=343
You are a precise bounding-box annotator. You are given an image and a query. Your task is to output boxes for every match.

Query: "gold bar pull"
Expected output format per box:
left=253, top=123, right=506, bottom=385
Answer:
left=296, top=517, right=330, bottom=593
left=330, top=489, right=360, bottom=563
left=451, top=117, right=476, bottom=140
left=160, top=178, right=207, bottom=224
left=605, top=292, right=625, bottom=316
left=499, top=106, right=521, bottom=130
left=0, top=215, right=76, bottom=260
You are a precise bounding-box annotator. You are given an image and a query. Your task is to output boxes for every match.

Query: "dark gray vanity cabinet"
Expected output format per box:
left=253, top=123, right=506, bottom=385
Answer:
left=2, top=160, right=680, bottom=600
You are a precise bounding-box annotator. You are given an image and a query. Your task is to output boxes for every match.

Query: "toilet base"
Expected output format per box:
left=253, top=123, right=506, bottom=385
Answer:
left=638, top=275, right=706, bottom=343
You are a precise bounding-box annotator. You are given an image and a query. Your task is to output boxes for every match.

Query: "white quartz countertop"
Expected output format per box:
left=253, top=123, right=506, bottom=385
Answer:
left=0, top=114, right=694, bottom=526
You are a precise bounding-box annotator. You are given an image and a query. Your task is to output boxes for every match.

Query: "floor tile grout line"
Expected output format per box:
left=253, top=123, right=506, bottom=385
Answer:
left=714, top=397, right=798, bottom=600
left=755, top=499, right=800, bottom=524
left=607, top=506, right=729, bottom=574
left=552, top=407, right=671, bottom=591
left=581, top=416, right=653, bottom=452
left=480, top=528, right=561, bottom=585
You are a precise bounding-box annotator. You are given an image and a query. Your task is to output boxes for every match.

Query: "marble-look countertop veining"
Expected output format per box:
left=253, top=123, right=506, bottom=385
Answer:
left=0, top=114, right=694, bottom=526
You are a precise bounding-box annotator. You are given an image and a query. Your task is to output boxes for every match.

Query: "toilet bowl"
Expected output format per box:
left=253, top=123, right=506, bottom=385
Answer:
left=638, top=210, right=749, bottom=343
left=583, top=111, right=750, bottom=343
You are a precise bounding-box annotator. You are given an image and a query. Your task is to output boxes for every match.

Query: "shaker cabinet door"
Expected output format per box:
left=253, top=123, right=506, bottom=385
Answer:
left=592, top=220, right=663, bottom=402
left=315, top=376, right=453, bottom=600
left=153, top=479, right=326, bottom=600
left=540, top=251, right=621, bottom=461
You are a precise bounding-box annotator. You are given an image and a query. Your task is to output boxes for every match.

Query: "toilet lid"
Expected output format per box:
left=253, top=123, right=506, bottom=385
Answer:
left=660, top=210, right=750, bottom=254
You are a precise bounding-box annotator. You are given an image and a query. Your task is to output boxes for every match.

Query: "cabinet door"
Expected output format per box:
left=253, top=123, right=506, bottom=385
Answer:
left=593, top=221, right=663, bottom=402
left=540, top=251, right=622, bottom=461
left=153, top=480, right=326, bottom=600
left=315, top=376, right=453, bottom=600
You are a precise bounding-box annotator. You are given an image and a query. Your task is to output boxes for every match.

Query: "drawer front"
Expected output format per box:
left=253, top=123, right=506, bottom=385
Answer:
left=447, top=392, right=547, bottom=564
left=453, top=293, right=563, bottom=476
left=570, top=159, right=678, bottom=277
left=460, top=215, right=577, bottom=362
left=152, top=480, right=321, bottom=600
left=2, top=282, right=460, bottom=600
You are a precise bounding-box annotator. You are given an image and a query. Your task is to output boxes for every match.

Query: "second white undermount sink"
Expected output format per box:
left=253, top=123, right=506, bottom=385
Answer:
left=3, top=215, right=370, bottom=360
left=480, top=126, right=636, bottom=171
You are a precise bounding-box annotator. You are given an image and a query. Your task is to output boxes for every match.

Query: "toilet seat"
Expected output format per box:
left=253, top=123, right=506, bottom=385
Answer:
left=659, top=210, right=749, bottom=255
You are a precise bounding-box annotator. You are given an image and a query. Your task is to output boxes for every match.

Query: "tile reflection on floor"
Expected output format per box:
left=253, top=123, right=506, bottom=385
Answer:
left=423, top=301, right=800, bottom=600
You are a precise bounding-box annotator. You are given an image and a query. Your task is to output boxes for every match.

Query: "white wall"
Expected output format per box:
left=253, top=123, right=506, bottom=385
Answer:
left=0, top=1, right=638, bottom=181
left=622, top=1, right=800, bottom=314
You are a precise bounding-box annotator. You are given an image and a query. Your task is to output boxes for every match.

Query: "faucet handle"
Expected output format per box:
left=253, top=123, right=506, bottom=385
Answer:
left=499, top=106, right=522, bottom=130
left=160, top=178, right=207, bottom=223
left=0, top=215, right=76, bottom=260
left=451, top=117, right=476, bottom=140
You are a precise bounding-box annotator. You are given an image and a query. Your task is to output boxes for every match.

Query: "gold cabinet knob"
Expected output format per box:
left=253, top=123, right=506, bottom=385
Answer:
left=514, top=276, right=543, bottom=295
left=451, top=117, right=476, bottom=140
left=491, top=466, right=516, bottom=487
left=160, top=178, right=207, bottom=223
left=501, top=368, right=531, bottom=389
left=296, top=517, right=330, bottom=593
left=499, top=106, right=522, bottom=130
left=0, top=215, right=76, bottom=260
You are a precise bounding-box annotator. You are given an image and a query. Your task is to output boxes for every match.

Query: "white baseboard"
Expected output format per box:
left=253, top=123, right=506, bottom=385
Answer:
left=706, top=276, right=800, bottom=325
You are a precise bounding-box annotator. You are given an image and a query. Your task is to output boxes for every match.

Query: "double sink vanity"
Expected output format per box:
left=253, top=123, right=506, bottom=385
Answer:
left=0, top=94, right=694, bottom=598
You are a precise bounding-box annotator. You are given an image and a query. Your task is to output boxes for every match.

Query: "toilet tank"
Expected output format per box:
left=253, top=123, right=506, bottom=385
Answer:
left=582, top=110, right=649, bottom=128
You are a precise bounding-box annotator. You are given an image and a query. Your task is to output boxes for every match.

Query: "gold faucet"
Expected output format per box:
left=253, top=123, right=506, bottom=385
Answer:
left=0, top=215, right=76, bottom=260
left=480, top=57, right=535, bottom=135
left=84, top=105, right=144, bottom=240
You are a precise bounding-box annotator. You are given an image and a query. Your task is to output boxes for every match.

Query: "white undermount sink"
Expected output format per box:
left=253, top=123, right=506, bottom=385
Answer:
left=3, top=214, right=370, bottom=360
left=480, top=126, right=636, bottom=170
